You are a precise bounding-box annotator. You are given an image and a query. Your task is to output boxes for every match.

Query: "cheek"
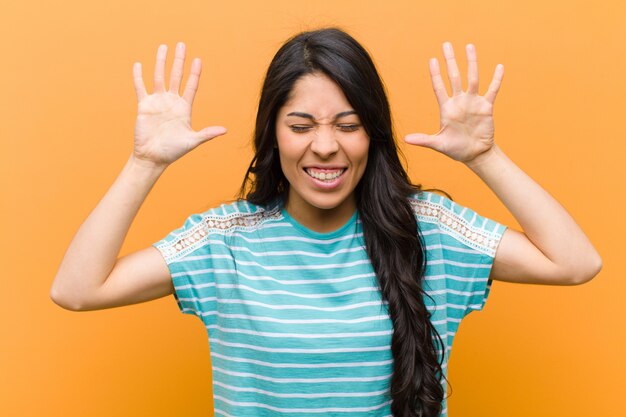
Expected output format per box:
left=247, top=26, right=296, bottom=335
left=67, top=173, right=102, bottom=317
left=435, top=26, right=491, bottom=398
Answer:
left=353, top=140, right=370, bottom=182
left=277, top=149, right=294, bottom=178
left=276, top=135, right=305, bottom=175
left=354, top=138, right=370, bottom=168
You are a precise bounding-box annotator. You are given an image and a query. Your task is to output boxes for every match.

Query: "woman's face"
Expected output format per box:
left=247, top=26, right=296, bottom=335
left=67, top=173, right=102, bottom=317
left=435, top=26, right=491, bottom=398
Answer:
left=275, top=72, right=370, bottom=229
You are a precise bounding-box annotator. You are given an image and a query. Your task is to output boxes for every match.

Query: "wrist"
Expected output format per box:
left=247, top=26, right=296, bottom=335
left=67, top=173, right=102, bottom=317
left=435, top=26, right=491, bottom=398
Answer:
left=129, top=154, right=168, bottom=174
left=464, top=144, right=503, bottom=173
left=127, top=154, right=168, bottom=181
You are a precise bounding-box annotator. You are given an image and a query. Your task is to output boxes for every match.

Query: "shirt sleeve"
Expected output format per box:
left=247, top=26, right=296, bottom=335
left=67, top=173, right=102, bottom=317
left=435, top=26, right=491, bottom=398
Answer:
left=413, top=191, right=507, bottom=317
left=152, top=212, right=215, bottom=318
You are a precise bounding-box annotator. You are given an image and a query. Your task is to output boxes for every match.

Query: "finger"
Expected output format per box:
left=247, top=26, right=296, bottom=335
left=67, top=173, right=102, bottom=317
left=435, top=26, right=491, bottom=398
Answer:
left=442, top=42, right=463, bottom=95
left=429, top=58, right=449, bottom=106
left=182, top=58, right=202, bottom=104
left=153, top=44, right=168, bottom=93
left=404, top=133, right=444, bottom=153
left=484, top=64, right=504, bottom=104
left=133, top=62, right=147, bottom=101
left=466, top=44, right=479, bottom=94
left=169, top=42, right=186, bottom=94
left=194, top=126, right=228, bottom=145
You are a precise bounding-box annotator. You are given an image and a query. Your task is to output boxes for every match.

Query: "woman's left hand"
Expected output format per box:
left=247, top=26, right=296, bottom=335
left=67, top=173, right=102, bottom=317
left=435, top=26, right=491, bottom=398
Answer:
left=405, top=43, right=504, bottom=165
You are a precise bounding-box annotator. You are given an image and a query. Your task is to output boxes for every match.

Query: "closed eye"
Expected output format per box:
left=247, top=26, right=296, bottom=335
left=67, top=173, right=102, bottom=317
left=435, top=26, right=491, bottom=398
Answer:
left=290, top=125, right=314, bottom=133
left=337, top=124, right=361, bottom=132
left=289, top=124, right=362, bottom=133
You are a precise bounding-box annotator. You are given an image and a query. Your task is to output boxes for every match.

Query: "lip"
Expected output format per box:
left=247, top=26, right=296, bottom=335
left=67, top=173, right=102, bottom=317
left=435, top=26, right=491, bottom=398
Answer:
left=303, top=167, right=347, bottom=190
left=303, top=165, right=347, bottom=170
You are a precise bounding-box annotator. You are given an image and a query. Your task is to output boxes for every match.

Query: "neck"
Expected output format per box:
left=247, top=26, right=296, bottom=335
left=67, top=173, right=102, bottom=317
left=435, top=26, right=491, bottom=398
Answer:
left=284, top=194, right=357, bottom=233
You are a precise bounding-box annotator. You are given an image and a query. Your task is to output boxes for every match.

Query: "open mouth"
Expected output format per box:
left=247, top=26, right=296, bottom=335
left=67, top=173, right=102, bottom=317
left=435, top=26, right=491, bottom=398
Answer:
left=304, top=168, right=346, bottom=182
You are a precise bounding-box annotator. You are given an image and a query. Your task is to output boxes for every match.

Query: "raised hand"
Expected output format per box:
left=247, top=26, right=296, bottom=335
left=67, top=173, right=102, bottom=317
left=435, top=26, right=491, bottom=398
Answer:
left=132, top=42, right=227, bottom=169
left=405, top=42, right=504, bottom=164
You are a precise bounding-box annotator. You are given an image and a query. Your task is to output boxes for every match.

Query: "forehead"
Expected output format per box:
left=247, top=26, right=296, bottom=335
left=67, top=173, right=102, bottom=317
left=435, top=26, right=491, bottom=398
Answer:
left=279, top=72, right=354, bottom=118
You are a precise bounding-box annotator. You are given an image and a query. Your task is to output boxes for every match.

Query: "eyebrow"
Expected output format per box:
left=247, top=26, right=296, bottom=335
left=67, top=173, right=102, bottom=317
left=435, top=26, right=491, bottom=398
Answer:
left=285, top=110, right=358, bottom=121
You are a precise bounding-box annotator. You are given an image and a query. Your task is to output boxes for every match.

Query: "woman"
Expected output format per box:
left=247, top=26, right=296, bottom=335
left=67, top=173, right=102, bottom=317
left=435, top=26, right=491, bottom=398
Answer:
left=50, top=28, right=602, bottom=417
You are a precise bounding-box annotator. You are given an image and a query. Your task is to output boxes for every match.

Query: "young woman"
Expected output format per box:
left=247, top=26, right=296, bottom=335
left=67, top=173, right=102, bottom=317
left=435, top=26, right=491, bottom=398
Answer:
left=50, top=28, right=602, bottom=417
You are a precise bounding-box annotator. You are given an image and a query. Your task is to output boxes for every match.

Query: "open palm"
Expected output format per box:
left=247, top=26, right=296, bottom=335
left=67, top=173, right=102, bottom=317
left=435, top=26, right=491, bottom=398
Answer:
left=133, top=43, right=226, bottom=168
left=405, top=43, right=504, bottom=164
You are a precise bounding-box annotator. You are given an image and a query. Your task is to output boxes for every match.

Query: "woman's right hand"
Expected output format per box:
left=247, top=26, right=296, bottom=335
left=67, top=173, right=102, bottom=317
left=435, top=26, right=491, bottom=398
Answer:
left=132, top=42, right=227, bottom=169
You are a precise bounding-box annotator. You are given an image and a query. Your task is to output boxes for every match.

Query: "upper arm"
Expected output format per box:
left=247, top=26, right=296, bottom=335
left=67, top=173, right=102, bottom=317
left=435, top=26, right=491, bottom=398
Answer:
left=490, top=228, right=595, bottom=285
left=80, top=246, right=173, bottom=311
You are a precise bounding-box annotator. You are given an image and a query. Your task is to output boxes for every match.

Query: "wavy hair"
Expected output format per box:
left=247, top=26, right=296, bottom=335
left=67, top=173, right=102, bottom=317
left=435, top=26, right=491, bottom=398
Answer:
left=239, top=28, right=445, bottom=416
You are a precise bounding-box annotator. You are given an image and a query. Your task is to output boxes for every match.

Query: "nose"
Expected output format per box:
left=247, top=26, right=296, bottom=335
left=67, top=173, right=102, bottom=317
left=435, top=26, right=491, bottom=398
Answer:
left=309, top=125, right=340, bottom=158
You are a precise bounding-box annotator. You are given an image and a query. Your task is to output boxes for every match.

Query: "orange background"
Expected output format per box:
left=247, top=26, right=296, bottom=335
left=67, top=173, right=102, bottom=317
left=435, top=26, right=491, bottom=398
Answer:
left=2, top=0, right=625, bottom=416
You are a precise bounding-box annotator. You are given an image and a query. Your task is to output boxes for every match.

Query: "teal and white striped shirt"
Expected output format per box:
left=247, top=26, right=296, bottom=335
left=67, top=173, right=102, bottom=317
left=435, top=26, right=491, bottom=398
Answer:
left=153, top=191, right=506, bottom=417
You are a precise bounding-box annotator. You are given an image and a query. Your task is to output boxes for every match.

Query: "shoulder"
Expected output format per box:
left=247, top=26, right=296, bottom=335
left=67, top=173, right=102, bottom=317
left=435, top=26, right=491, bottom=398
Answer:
left=202, top=199, right=283, bottom=231
left=154, top=199, right=282, bottom=263
left=409, top=190, right=505, bottom=256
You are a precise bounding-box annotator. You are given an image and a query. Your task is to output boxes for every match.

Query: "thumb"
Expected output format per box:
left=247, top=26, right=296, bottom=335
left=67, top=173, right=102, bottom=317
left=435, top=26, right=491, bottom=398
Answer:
left=194, top=126, right=228, bottom=145
left=404, top=133, right=442, bottom=152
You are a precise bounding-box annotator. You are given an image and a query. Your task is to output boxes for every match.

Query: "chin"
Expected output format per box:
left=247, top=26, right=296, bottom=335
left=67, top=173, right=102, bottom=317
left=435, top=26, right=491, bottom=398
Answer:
left=304, top=193, right=354, bottom=212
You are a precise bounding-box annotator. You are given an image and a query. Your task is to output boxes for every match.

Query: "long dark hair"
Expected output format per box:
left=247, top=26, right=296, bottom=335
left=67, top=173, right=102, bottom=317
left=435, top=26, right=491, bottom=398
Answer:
left=239, top=28, right=445, bottom=416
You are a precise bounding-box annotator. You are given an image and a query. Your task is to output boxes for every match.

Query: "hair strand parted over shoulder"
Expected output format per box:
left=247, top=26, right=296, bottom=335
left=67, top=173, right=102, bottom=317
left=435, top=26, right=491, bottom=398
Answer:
left=239, top=27, right=445, bottom=416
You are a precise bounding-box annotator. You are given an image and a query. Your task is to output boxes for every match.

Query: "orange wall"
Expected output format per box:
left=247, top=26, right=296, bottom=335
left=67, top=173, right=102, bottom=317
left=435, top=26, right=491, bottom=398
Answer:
left=2, top=1, right=624, bottom=416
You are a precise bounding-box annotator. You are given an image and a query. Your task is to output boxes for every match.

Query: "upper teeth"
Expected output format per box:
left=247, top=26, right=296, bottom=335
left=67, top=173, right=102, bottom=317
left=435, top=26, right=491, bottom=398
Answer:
left=306, top=168, right=345, bottom=180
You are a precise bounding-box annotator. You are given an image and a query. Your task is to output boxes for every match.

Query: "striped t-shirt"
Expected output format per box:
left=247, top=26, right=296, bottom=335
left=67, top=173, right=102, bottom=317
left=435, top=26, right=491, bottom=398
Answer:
left=153, top=191, right=506, bottom=417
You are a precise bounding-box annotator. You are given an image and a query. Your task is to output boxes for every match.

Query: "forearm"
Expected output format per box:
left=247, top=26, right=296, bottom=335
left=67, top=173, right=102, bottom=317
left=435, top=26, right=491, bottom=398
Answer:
left=466, top=144, right=602, bottom=279
left=51, top=154, right=166, bottom=305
